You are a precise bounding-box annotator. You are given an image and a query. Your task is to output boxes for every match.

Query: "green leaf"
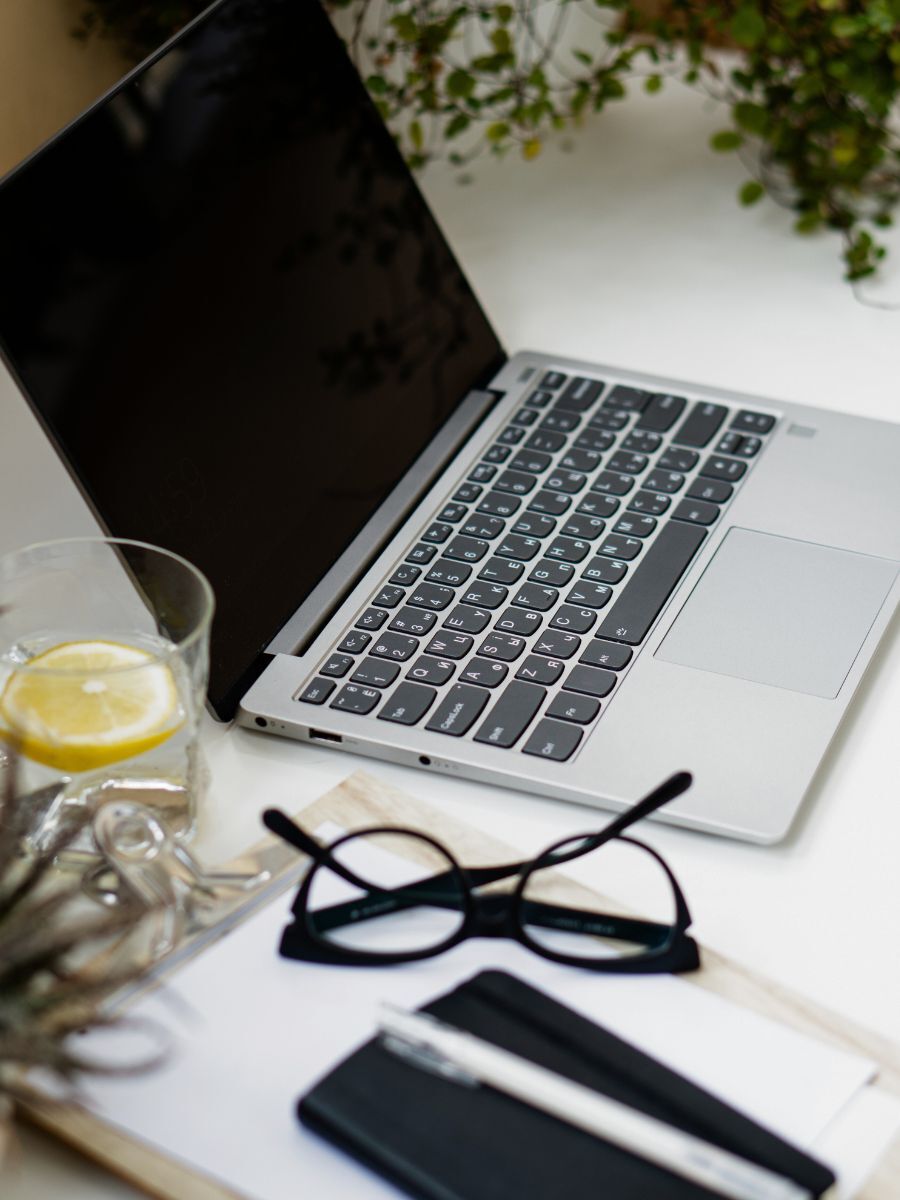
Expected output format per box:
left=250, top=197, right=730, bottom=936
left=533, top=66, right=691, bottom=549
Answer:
left=794, top=212, right=822, bottom=234
left=729, top=7, right=766, bottom=48
left=739, top=180, right=764, bottom=206
left=446, top=69, right=475, bottom=99
left=486, top=121, right=511, bottom=143
left=446, top=113, right=471, bottom=139
left=390, top=13, right=418, bottom=42
left=644, top=74, right=663, bottom=94
left=366, top=75, right=389, bottom=97
left=409, top=120, right=424, bottom=151
left=733, top=102, right=768, bottom=136
left=490, top=28, right=512, bottom=55
left=522, top=138, right=542, bottom=160
left=710, top=130, right=744, bottom=152
left=495, top=3, right=514, bottom=22
left=572, top=50, right=593, bottom=66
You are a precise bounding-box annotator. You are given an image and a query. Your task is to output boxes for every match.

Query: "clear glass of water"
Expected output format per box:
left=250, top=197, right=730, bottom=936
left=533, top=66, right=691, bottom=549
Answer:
left=0, top=537, right=214, bottom=849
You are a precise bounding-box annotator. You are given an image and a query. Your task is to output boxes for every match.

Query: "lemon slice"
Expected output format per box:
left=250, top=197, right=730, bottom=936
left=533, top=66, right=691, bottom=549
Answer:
left=0, top=640, right=182, bottom=771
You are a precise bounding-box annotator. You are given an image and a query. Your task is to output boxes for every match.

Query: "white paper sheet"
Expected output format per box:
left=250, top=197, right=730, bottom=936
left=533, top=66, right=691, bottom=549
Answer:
left=77, top=836, right=877, bottom=1200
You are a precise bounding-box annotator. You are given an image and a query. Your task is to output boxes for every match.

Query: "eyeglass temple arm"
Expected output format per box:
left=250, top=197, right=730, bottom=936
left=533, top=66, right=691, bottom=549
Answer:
left=262, top=808, right=387, bottom=895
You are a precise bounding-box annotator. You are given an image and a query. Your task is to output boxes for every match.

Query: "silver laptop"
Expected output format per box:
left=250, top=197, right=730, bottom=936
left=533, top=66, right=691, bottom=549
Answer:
left=1, top=0, right=897, bottom=843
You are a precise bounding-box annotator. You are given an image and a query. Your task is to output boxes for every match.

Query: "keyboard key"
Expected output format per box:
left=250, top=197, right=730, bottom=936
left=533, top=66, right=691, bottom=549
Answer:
left=409, top=582, right=456, bottom=610
left=591, top=471, right=634, bottom=496
left=735, top=436, right=762, bottom=457
left=672, top=499, right=720, bottom=526
left=529, top=559, right=576, bottom=587
left=378, top=682, right=436, bottom=725
left=495, top=607, right=543, bottom=636
left=477, top=491, right=521, bottom=517
left=556, top=376, right=604, bottom=413
left=545, top=693, right=600, bottom=724
left=545, top=469, right=587, bottom=494
left=406, top=542, right=438, bottom=564
left=643, top=471, right=684, bottom=494
left=560, top=448, right=602, bottom=473
left=603, top=384, right=650, bottom=412
left=438, top=502, right=468, bottom=523
left=351, top=658, right=400, bottom=688
left=425, top=633, right=473, bottom=660
left=598, top=535, right=642, bottom=561
left=540, top=410, right=580, bottom=433
left=528, top=490, right=572, bottom=516
left=621, top=429, right=661, bottom=453
left=534, top=629, right=581, bottom=659
left=461, top=515, right=506, bottom=541
left=525, top=429, right=566, bottom=453
left=477, top=631, right=527, bottom=661
left=444, top=535, right=491, bottom=562
left=522, top=719, right=583, bottom=761
left=337, top=630, right=372, bottom=654
left=425, top=684, right=491, bottom=736
left=484, top=444, right=511, bottom=464
left=372, top=585, right=406, bottom=608
left=732, top=409, right=776, bottom=434
left=496, top=533, right=541, bottom=561
left=460, top=660, right=508, bottom=688
left=453, top=482, right=482, bottom=502
left=636, top=393, right=687, bottom=432
left=658, top=447, right=699, bottom=473
left=526, top=389, right=554, bottom=408
left=672, top=401, right=727, bottom=448
left=715, top=431, right=743, bottom=456
left=509, top=449, right=552, bottom=474
left=608, top=451, right=648, bottom=475
left=561, top=515, right=606, bottom=540
left=330, top=684, right=380, bottom=714
left=580, top=640, right=633, bottom=670
left=370, top=632, right=420, bottom=661
left=581, top=557, right=628, bottom=584
left=475, top=682, right=546, bottom=747
left=461, top=583, right=509, bottom=609
left=422, top=522, right=453, bottom=544
left=515, top=654, right=565, bottom=685
left=443, top=605, right=491, bottom=634
left=479, top=557, right=525, bottom=585
left=407, top=655, right=456, bottom=684
left=699, top=455, right=747, bottom=483
left=426, top=559, right=472, bottom=587
left=297, top=677, right=336, bottom=705
left=468, top=463, right=497, bottom=484
left=597, top=521, right=706, bottom=644
left=356, top=607, right=389, bottom=630
left=546, top=536, right=591, bottom=563
left=686, top=477, right=733, bottom=503
left=389, top=563, right=422, bottom=586
left=574, top=430, right=615, bottom=453
left=390, top=607, right=438, bottom=636
left=612, top=514, right=656, bottom=538
left=563, top=664, right=617, bottom=698
left=627, top=491, right=671, bottom=516
left=511, top=408, right=539, bottom=428
left=541, top=370, right=567, bottom=389
left=498, top=425, right=526, bottom=446
left=576, top=494, right=620, bottom=519
left=494, top=469, right=538, bottom=496
left=566, top=581, right=613, bottom=609
left=550, top=606, right=596, bottom=633
left=513, top=582, right=559, bottom=611
left=512, top=512, right=557, bottom=538
left=588, top=409, right=628, bottom=431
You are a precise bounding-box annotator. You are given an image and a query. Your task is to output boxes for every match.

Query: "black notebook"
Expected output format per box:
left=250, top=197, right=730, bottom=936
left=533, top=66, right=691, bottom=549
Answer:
left=298, top=969, right=836, bottom=1200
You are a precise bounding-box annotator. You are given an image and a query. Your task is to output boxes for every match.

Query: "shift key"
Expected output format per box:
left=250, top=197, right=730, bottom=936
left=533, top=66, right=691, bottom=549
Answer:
left=597, top=521, right=706, bottom=645
left=474, top=681, right=546, bottom=748
left=426, top=683, right=490, bottom=736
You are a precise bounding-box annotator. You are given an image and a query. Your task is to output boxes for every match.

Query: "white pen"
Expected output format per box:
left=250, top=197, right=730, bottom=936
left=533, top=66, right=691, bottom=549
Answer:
left=378, top=1004, right=817, bottom=1200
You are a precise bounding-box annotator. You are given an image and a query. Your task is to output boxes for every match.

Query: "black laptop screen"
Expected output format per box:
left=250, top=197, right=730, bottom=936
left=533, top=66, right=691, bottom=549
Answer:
left=0, top=0, right=504, bottom=717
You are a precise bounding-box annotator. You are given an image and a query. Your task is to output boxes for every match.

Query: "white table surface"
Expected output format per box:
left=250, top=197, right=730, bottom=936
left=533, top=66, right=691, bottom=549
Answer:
left=3, top=77, right=900, bottom=1199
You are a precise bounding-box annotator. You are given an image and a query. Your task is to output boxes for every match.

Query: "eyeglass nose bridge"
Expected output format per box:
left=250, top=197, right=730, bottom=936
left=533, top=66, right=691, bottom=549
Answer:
left=469, top=889, right=519, bottom=937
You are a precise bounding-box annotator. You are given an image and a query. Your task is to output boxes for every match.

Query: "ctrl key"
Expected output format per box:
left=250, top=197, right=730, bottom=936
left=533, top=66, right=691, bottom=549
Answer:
left=378, top=682, right=437, bottom=725
left=330, top=683, right=380, bottom=715
left=522, top=718, right=583, bottom=761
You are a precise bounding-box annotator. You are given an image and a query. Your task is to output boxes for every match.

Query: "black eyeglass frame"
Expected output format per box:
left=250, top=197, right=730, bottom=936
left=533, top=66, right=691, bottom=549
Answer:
left=264, top=771, right=700, bottom=975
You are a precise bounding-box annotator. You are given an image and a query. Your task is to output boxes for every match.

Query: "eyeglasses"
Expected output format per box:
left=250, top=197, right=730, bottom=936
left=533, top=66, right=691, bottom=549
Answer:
left=263, top=772, right=699, bottom=974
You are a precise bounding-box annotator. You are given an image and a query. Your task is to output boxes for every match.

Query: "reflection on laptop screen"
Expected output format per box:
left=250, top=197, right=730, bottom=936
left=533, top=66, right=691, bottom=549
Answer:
left=0, top=0, right=504, bottom=717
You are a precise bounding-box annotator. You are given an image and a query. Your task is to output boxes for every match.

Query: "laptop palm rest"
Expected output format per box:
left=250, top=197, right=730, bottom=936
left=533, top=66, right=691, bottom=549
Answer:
left=656, top=528, right=898, bottom=698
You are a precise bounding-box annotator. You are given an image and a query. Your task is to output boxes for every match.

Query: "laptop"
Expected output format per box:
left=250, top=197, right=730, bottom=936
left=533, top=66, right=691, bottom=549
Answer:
left=0, top=0, right=897, bottom=843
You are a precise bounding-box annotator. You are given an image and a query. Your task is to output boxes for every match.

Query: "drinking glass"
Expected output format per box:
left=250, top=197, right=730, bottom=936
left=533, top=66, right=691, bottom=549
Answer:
left=0, top=537, right=214, bottom=849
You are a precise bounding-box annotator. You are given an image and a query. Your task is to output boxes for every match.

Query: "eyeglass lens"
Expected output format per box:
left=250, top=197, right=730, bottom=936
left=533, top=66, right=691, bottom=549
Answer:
left=520, top=835, right=677, bottom=961
left=305, top=831, right=466, bottom=955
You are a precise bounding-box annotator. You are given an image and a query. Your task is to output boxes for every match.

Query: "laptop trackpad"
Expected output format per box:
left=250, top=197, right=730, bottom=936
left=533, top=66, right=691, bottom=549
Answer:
left=656, top=528, right=898, bottom=698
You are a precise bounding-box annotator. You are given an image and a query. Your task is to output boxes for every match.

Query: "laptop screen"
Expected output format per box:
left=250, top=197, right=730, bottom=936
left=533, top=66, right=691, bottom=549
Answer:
left=0, top=0, right=504, bottom=718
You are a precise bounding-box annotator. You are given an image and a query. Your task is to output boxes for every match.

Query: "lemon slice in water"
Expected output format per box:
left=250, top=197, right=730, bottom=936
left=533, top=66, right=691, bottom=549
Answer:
left=0, top=640, right=181, bottom=771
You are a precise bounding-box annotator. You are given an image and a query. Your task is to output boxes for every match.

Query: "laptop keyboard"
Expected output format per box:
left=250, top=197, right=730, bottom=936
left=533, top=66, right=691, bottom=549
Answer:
left=297, top=372, right=777, bottom=761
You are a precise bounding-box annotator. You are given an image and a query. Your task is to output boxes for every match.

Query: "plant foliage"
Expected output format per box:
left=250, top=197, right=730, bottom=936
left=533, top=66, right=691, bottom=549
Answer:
left=78, top=0, right=900, bottom=279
